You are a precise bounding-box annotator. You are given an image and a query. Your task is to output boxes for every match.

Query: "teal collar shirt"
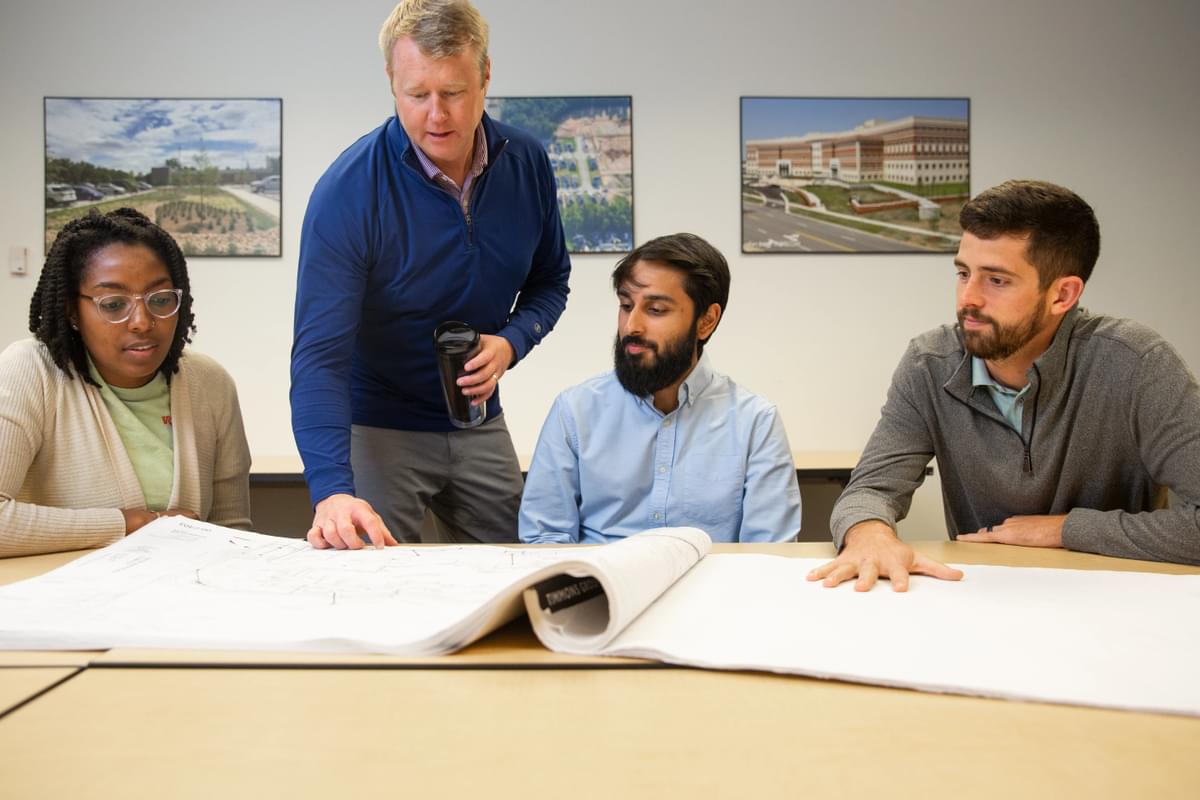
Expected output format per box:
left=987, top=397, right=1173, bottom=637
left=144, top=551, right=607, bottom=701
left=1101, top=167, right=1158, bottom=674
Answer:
left=972, top=356, right=1031, bottom=432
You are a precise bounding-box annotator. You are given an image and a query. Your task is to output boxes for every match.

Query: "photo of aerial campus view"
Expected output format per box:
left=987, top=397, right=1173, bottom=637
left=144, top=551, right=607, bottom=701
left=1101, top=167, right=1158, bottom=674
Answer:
left=741, top=97, right=969, bottom=253
left=486, top=96, right=632, bottom=253
left=44, top=98, right=282, bottom=257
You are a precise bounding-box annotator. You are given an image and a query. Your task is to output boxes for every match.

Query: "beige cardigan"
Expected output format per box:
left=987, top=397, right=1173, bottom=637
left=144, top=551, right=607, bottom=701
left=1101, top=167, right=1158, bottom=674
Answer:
left=0, top=338, right=252, bottom=557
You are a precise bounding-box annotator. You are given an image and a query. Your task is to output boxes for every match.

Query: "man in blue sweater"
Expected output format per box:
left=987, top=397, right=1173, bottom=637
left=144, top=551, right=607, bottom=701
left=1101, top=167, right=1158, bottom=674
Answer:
left=291, top=0, right=570, bottom=548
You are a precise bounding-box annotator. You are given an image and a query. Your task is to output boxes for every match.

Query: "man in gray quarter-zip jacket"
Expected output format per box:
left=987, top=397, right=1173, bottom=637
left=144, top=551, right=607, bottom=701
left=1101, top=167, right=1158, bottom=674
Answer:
left=810, top=180, right=1200, bottom=592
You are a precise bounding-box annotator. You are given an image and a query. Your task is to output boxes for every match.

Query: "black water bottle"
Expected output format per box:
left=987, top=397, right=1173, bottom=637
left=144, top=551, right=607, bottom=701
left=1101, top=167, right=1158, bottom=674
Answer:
left=434, top=321, right=486, bottom=429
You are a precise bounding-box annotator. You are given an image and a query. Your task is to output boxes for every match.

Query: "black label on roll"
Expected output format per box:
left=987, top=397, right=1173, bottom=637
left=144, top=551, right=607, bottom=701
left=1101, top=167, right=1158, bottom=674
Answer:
left=534, top=574, right=605, bottom=612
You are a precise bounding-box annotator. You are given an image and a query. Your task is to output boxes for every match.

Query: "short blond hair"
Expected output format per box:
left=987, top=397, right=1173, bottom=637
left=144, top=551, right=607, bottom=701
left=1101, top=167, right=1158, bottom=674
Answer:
left=379, top=0, right=489, bottom=79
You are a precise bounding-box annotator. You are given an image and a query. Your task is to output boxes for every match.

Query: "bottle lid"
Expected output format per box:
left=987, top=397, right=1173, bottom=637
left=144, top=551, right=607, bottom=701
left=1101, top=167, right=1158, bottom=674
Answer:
left=434, top=321, right=479, bottom=354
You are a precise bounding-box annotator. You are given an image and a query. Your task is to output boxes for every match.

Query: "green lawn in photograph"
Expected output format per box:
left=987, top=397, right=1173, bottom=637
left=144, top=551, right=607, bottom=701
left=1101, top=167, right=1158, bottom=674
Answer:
left=46, top=188, right=279, bottom=255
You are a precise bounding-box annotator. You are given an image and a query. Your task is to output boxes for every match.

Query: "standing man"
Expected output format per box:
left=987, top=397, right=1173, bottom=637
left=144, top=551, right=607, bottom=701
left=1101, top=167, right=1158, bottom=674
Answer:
left=292, top=0, right=571, bottom=549
left=810, top=179, right=1200, bottom=591
left=519, top=233, right=802, bottom=544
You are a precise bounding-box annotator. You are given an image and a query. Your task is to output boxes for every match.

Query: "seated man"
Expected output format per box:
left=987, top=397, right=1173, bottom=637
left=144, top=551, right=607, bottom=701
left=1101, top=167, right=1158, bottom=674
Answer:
left=811, top=179, right=1200, bottom=592
left=519, top=233, right=802, bottom=544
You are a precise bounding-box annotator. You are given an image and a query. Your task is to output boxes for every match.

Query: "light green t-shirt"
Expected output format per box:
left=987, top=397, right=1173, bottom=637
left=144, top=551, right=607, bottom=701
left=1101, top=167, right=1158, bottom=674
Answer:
left=88, top=358, right=174, bottom=511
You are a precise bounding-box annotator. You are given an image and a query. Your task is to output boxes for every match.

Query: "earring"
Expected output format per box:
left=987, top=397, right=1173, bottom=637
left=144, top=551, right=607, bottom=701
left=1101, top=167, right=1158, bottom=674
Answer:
left=70, top=322, right=79, bottom=331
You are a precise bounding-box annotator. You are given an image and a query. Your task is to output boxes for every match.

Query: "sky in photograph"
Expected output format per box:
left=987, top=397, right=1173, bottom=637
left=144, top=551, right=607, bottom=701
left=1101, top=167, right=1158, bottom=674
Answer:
left=45, top=98, right=281, bottom=173
left=741, top=97, right=968, bottom=151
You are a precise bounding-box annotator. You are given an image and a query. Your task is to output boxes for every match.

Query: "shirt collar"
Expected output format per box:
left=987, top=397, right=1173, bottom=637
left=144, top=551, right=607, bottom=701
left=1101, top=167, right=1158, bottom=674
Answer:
left=678, top=351, right=715, bottom=407
left=412, top=123, right=488, bottom=187
left=971, top=356, right=1027, bottom=397
left=629, top=351, right=716, bottom=415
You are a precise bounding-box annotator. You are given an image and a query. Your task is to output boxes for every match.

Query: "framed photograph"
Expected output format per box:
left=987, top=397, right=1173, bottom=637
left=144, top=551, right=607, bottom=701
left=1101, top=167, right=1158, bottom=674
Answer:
left=486, top=95, right=632, bottom=254
left=44, top=97, right=282, bottom=257
left=741, top=97, right=970, bottom=254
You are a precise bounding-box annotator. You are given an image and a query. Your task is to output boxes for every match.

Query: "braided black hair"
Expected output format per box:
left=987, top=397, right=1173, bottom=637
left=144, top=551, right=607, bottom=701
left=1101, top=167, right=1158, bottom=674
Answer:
left=29, top=208, right=196, bottom=385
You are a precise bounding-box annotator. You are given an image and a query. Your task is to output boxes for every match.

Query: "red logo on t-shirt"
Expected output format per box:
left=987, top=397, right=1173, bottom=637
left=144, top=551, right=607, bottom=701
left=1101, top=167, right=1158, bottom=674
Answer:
left=162, top=416, right=172, bottom=426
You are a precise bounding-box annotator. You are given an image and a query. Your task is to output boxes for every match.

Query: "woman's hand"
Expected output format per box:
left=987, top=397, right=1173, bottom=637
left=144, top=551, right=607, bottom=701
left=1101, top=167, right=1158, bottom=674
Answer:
left=122, top=507, right=200, bottom=534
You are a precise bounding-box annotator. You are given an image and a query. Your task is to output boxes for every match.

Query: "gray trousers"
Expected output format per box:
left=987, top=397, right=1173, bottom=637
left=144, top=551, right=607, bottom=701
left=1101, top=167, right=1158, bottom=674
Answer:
left=350, top=414, right=523, bottom=544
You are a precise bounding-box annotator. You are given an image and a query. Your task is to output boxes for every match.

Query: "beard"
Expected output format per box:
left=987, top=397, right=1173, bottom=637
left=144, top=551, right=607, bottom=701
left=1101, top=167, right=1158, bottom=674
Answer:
left=613, top=324, right=699, bottom=397
left=957, top=297, right=1050, bottom=361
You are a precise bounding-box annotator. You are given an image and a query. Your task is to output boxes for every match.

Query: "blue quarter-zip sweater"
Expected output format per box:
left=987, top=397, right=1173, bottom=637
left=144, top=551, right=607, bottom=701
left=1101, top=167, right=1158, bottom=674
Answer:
left=290, top=113, right=571, bottom=506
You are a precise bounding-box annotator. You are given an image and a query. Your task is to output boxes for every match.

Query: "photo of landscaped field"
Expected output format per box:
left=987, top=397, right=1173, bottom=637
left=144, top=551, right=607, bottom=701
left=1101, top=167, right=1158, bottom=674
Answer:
left=45, top=98, right=282, bottom=256
left=487, top=96, right=632, bottom=254
left=741, top=97, right=969, bottom=254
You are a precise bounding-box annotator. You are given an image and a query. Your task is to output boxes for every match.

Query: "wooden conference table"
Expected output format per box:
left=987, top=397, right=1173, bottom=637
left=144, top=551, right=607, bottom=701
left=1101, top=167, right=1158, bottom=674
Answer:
left=1, top=542, right=1197, bottom=798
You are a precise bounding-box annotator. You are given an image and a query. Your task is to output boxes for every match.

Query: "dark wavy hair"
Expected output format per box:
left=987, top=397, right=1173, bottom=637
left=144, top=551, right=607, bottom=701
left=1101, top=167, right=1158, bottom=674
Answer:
left=29, top=208, right=196, bottom=385
left=611, top=232, right=731, bottom=354
left=959, top=180, right=1101, bottom=289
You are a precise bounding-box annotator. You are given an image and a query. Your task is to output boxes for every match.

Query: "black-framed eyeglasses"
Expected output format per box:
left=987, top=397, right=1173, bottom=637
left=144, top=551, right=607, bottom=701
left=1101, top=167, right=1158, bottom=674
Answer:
left=78, top=289, right=183, bottom=324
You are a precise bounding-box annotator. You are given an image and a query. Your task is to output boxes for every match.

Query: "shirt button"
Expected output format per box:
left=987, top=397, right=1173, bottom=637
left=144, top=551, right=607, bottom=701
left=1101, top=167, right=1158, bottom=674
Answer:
left=653, top=512, right=662, bottom=521
left=533, top=322, right=542, bottom=334
left=657, top=465, right=667, bottom=474
left=662, top=419, right=672, bottom=428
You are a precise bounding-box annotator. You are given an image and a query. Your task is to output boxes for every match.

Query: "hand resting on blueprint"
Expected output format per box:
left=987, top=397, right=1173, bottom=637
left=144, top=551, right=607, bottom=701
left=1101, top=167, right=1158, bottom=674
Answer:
left=807, top=520, right=964, bottom=592
left=957, top=514, right=1066, bottom=548
left=307, top=493, right=399, bottom=550
left=122, top=507, right=198, bottom=535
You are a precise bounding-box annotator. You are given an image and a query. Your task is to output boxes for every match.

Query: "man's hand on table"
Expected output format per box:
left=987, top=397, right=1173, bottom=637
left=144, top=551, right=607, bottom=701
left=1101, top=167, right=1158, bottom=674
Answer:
left=308, top=493, right=398, bottom=550
left=806, top=520, right=964, bottom=592
left=957, top=514, right=1066, bottom=548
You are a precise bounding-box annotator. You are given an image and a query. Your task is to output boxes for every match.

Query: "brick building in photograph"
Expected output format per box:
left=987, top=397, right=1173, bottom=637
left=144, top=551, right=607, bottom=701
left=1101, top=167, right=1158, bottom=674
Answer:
left=744, top=115, right=968, bottom=186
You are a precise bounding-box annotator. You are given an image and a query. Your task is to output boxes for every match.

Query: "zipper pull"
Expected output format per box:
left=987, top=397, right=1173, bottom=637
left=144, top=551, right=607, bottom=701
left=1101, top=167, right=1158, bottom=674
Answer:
left=1023, top=447, right=1032, bottom=473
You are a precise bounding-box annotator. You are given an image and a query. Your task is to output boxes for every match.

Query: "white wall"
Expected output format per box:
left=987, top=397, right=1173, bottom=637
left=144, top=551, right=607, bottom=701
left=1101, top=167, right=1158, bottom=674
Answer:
left=2, top=0, right=1197, bottom=538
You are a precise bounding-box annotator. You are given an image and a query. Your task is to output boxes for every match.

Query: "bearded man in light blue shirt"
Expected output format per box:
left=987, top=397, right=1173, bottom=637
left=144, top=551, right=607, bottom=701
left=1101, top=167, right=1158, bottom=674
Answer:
left=518, top=233, right=802, bottom=544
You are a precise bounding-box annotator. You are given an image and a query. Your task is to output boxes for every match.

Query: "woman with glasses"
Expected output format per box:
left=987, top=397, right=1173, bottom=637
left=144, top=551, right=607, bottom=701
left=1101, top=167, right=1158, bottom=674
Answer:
left=0, top=208, right=251, bottom=557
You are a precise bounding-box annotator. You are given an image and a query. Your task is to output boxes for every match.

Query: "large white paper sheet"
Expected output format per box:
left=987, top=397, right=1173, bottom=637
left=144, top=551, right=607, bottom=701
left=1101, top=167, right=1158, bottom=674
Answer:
left=3, top=517, right=1196, bottom=717
left=595, top=554, right=1200, bottom=717
left=0, top=519, right=574, bottom=654
left=0, top=518, right=708, bottom=656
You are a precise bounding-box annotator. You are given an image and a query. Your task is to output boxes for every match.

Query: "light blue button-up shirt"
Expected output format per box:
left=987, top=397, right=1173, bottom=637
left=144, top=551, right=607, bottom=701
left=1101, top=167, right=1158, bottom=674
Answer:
left=971, top=356, right=1030, bottom=432
left=518, top=353, right=802, bottom=544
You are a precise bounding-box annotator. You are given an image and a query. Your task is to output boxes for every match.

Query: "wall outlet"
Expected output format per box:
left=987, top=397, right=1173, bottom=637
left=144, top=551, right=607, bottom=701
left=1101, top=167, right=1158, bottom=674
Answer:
left=9, top=246, right=28, bottom=276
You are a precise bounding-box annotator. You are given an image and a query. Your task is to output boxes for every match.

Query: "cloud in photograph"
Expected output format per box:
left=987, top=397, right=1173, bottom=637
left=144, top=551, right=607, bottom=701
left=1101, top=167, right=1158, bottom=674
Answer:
left=46, top=98, right=281, bottom=173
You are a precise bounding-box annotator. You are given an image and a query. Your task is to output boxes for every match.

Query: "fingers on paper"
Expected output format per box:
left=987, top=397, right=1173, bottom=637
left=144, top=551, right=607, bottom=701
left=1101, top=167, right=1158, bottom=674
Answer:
left=307, top=497, right=397, bottom=551
left=806, top=561, right=834, bottom=581
left=806, top=559, right=842, bottom=583
left=808, top=552, right=954, bottom=592
left=807, top=557, right=889, bottom=590
left=911, top=553, right=964, bottom=582
left=358, top=511, right=398, bottom=549
left=306, top=525, right=330, bottom=549
left=334, top=514, right=367, bottom=550
left=853, top=559, right=881, bottom=592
